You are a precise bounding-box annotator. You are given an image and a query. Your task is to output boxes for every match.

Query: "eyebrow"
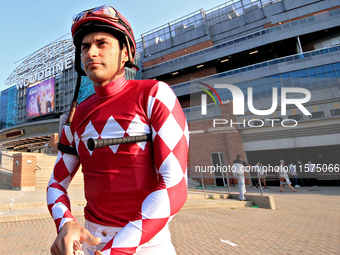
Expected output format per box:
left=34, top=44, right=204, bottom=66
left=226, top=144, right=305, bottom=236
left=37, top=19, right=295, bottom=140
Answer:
left=81, top=37, right=109, bottom=47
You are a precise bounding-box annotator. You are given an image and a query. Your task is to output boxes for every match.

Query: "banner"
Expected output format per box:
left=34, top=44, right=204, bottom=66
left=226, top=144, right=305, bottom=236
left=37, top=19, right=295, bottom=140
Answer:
left=26, top=78, right=55, bottom=119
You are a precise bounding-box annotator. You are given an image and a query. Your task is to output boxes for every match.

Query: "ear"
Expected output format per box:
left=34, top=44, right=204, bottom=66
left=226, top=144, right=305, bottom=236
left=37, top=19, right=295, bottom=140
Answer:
left=122, top=47, right=129, bottom=63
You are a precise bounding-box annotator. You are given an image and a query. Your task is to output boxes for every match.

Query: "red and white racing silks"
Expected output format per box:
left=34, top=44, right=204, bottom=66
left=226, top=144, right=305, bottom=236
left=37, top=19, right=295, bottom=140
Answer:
left=47, top=76, right=189, bottom=254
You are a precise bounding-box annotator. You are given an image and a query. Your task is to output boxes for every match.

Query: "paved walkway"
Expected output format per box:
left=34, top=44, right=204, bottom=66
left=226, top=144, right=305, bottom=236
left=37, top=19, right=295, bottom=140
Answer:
left=0, top=186, right=339, bottom=254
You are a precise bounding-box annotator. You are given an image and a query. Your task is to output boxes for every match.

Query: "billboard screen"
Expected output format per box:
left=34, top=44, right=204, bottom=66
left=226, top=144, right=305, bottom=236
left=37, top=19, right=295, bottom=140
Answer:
left=26, top=78, right=55, bottom=119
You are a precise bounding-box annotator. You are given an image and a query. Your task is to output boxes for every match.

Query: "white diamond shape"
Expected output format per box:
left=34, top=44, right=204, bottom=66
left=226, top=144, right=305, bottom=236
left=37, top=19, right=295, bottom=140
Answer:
left=101, top=116, right=126, bottom=154
left=151, top=125, right=157, bottom=141
left=54, top=152, right=63, bottom=167
left=159, top=152, right=183, bottom=188
left=147, top=95, right=155, bottom=119
left=184, top=122, right=189, bottom=147
left=157, top=113, right=183, bottom=151
left=141, top=189, right=170, bottom=219
left=74, top=132, right=80, bottom=155
left=126, top=114, right=150, bottom=150
left=47, top=187, right=66, bottom=205
left=63, top=154, right=80, bottom=174
left=81, top=121, right=99, bottom=155
left=60, top=175, right=71, bottom=190
left=51, top=202, right=68, bottom=220
left=112, top=220, right=143, bottom=248
left=63, top=125, right=74, bottom=145
left=155, top=82, right=176, bottom=111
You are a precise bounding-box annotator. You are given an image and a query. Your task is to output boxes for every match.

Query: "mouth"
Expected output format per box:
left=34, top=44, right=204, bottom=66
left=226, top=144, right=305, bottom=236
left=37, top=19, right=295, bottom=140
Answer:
left=87, top=62, right=102, bottom=68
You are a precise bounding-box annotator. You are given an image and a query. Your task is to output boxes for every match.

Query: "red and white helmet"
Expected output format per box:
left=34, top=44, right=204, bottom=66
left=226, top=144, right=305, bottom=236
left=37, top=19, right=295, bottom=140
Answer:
left=71, top=5, right=138, bottom=74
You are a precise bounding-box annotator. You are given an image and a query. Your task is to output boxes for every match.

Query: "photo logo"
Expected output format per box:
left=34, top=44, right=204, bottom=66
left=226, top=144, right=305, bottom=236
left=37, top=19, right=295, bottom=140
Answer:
left=198, top=82, right=222, bottom=115
left=201, top=84, right=312, bottom=116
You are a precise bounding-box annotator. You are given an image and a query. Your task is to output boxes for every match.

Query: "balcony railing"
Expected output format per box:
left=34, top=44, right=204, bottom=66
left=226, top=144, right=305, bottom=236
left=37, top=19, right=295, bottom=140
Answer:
left=142, top=8, right=340, bottom=72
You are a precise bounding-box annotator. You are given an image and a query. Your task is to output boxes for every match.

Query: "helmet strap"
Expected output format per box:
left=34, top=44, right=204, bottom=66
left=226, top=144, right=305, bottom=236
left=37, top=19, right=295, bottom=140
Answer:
left=125, top=35, right=134, bottom=65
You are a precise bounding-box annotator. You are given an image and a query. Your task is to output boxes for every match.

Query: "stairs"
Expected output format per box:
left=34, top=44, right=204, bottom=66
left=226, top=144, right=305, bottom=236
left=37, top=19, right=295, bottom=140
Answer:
left=184, top=191, right=253, bottom=209
left=34, top=153, right=84, bottom=189
left=0, top=152, right=13, bottom=173
left=187, top=177, right=200, bottom=189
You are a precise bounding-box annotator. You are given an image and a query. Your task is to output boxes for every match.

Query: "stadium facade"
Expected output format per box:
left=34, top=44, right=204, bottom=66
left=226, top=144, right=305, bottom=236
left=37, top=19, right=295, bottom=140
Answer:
left=1, top=0, right=340, bottom=186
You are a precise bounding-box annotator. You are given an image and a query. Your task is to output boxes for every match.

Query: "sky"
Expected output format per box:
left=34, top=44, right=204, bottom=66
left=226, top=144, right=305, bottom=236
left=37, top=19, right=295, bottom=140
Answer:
left=0, top=0, right=228, bottom=93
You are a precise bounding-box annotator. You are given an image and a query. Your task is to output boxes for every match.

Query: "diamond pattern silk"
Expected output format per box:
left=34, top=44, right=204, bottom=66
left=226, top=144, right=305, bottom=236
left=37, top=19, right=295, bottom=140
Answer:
left=47, top=78, right=189, bottom=254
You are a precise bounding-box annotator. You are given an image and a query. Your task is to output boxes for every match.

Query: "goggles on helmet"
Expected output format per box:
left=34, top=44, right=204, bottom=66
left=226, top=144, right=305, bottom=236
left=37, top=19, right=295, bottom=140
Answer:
left=72, top=5, right=135, bottom=45
left=71, top=5, right=138, bottom=72
left=72, top=5, right=119, bottom=24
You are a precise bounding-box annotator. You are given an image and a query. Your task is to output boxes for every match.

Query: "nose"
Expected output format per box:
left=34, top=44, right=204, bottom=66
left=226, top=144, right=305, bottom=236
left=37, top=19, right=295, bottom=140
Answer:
left=87, top=44, right=99, bottom=57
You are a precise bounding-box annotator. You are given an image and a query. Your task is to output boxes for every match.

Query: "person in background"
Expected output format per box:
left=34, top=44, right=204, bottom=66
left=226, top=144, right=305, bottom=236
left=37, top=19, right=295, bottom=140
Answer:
left=289, top=162, right=299, bottom=187
left=296, top=160, right=305, bottom=186
left=278, top=160, right=297, bottom=192
left=254, top=161, right=269, bottom=190
left=306, top=161, right=318, bottom=187
left=232, top=154, right=251, bottom=201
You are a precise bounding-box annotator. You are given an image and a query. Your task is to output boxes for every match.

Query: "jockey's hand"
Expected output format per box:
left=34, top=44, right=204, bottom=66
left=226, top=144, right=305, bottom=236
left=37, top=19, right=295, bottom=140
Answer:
left=51, top=220, right=101, bottom=255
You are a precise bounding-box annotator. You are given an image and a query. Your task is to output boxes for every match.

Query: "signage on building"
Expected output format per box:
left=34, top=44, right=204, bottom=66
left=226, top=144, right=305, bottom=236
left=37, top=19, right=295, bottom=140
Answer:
left=0, top=130, right=24, bottom=141
left=16, top=57, right=72, bottom=89
left=26, top=78, right=55, bottom=119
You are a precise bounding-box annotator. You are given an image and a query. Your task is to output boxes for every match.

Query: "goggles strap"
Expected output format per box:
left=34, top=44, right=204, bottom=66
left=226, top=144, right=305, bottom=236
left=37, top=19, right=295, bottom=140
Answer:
left=125, top=35, right=134, bottom=65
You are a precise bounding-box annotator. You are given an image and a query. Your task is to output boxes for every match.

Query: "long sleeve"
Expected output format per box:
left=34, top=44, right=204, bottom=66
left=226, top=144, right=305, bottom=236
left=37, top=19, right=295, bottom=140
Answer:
left=47, top=124, right=80, bottom=232
left=101, top=82, right=189, bottom=254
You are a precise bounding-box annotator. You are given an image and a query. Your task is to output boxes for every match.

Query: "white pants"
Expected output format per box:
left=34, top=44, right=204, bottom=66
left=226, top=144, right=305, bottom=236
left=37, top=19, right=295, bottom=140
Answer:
left=82, top=220, right=176, bottom=255
left=233, top=173, right=246, bottom=200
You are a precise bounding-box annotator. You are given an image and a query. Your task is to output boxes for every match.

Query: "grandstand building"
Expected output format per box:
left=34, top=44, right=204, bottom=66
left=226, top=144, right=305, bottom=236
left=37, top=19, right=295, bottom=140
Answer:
left=1, top=0, right=340, bottom=186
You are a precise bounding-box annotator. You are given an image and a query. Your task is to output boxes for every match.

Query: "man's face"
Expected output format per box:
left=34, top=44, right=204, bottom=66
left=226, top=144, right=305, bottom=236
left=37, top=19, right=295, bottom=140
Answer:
left=81, top=31, right=128, bottom=87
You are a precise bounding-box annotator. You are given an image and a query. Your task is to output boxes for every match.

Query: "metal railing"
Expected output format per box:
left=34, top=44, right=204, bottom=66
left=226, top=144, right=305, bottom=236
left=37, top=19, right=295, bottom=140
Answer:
left=0, top=151, right=13, bottom=173
left=171, top=44, right=340, bottom=93
left=142, top=7, right=340, bottom=71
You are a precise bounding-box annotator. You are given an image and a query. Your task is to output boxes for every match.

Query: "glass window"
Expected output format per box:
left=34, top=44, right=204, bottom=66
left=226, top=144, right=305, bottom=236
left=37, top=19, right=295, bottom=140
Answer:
left=282, top=79, right=292, bottom=87
left=248, top=80, right=257, bottom=88
left=273, top=81, right=282, bottom=88
left=318, top=73, right=329, bottom=86
left=252, top=86, right=259, bottom=98
left=334, top=63, right=340, bottom=71
left=316, top=66, right=326, bottom=74
left=298, top=69, right=307, bottom=78
left=288, top=114, right=304, bottom=121
left=309, top=111, right=325, bottom=119
left=290, top=71, right=299, bottom=78
left=258, top=85, right=267, bottom=96
left=327, top=71, right=337, bottom=78
left=224, top=91, right=232, bottom=100
left=309, top=75, right=320, bottom=87
left=300, top=78, right=310, bottom=88
left=307, top=68, right=316, bottom=76
left=325, top=64, right=335, bottom=72
left=266, top=83, right=274, bottom=92
left=256, top=78, right=265, bottom=86
left=291, top=78, right=301, bottom=87
left=280, top=73, right=289, bottom=79
left=240, top=82, right=248, bottom=89
left=264, top=77, right=272, bottom=84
